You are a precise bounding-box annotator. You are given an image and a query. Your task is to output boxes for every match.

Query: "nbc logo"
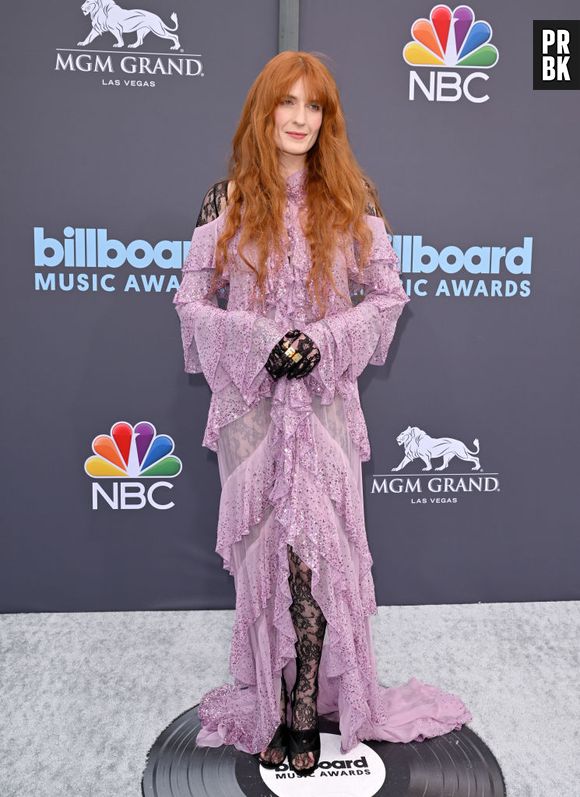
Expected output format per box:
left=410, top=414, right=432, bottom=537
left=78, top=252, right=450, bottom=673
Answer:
left=84, top=421, right=182, bottom=510
left=403, top=4, right=499, bottom=103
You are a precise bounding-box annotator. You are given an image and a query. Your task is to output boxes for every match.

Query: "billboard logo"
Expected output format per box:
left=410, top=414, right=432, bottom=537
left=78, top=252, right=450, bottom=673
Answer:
left=403, top=4, right=499, bottom=103
left=259, top=734, right=386, bottom=796
left=84, top=420, right=182, bottom=510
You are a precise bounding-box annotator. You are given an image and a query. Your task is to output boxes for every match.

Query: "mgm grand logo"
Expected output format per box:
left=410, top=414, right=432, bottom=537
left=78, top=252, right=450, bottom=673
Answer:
left=372, top=425, right=500, bottom=500
left=55, top=1, right=203, bottom=81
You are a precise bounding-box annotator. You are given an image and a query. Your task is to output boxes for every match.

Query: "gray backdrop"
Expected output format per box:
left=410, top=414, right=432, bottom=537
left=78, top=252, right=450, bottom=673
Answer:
left=1, top=1, right=578, bottom=612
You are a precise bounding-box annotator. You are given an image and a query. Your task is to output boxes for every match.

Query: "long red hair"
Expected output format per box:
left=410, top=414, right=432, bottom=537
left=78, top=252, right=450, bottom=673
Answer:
left=210, top=50, right=392, bottom=317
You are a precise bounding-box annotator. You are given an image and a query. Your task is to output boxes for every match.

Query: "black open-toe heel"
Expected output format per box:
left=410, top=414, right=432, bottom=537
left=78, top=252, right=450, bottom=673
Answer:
left=257, top=723, right=288, bottom=769
left=287, top=725, right=321, bottom=776
left=287, top=668, right=321, bottom=777
left=256, top=675, right=289, bottom=769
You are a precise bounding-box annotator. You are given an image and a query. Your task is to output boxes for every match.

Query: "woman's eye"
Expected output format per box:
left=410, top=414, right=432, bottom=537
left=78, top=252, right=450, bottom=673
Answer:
left=280, top=98, right=320, bottom=110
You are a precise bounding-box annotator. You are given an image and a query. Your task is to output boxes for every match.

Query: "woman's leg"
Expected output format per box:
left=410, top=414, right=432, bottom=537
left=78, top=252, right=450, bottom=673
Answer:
left=259, top=543, right=327, bottom=767
left=259, top=674, right=288, bottom=765
left=287, top=543, right=327, bottom=770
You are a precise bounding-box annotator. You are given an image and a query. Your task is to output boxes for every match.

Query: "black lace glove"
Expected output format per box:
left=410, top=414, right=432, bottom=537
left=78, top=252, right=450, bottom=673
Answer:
left=265, top=329, right=302, bottom=380
left=285, top=331, right=321, bottom=380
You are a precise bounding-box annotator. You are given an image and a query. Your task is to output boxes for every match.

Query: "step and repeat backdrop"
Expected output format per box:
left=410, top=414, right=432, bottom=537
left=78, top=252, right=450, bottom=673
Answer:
left=1, top=1, right=578, bottom=612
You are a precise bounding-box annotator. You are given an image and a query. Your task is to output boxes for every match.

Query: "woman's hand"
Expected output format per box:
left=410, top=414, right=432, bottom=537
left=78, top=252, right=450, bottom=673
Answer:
left=265, top=329, right=321, bottom=380
left=265, top=329, right=302, bottom=380
left=285, top=331, right=321, bottom=379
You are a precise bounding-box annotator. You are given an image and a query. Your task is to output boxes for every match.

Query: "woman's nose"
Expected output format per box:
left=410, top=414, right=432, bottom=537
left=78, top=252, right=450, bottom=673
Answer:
left=293, top=103, right=306, bottom=123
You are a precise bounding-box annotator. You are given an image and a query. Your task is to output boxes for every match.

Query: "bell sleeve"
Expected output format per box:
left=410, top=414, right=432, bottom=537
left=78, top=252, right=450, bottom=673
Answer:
left=302, top=214, right=410, bottom=392
left=172, top=214, right=284, bottom=404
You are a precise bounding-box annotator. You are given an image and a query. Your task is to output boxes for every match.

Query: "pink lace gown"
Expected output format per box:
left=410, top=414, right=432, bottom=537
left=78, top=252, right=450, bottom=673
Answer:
left=173, top=166, right=472, bottom=755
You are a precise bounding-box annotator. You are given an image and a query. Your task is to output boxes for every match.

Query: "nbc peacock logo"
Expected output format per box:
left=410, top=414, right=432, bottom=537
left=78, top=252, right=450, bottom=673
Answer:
left=403, top=4, right=499, bottom=103
left=84, top=420, right=182, bottom=510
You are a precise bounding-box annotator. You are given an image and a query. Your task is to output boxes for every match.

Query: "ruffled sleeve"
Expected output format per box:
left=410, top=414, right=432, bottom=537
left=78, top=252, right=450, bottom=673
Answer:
left=302, top=214, right=410, bottom=392
left=172, top=212, right=284, bottom=404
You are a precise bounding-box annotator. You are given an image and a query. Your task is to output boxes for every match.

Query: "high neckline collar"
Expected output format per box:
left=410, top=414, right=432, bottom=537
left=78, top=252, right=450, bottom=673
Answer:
left=285, top=166, right=307, bottom=201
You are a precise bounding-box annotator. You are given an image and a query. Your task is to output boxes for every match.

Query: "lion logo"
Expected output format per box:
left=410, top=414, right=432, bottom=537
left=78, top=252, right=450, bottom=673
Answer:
left=77, top=0, right=181, bottom=50
left=392, top=426, right=481, bottom=472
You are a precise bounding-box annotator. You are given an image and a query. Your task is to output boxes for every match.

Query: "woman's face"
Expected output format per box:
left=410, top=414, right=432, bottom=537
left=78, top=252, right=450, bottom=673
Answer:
left=273, top=77, right=323, bottom=166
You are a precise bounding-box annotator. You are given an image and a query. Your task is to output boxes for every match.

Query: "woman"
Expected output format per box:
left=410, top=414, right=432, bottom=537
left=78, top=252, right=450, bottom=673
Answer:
left=173, top=51, right=472, bottom=777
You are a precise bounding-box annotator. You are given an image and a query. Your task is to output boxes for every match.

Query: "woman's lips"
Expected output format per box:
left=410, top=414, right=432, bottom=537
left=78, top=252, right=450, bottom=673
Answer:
left=287, top=132, right=307, bottom=139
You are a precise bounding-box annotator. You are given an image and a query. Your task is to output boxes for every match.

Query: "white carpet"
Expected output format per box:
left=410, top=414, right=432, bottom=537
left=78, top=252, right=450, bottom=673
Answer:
left=0, top=600, right=578, bottom=797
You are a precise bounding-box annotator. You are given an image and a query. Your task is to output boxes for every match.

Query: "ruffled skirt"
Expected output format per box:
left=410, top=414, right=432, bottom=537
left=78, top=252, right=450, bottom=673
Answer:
left=195, top=379, right=472, bottom=754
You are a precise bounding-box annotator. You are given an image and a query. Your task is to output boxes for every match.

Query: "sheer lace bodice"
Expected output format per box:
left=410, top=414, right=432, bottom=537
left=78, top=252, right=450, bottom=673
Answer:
left=192, top=174, right=388, bottom=313
left=195, top=179, right=229, bottom=227
left=194, top=176, right=382, bottom=227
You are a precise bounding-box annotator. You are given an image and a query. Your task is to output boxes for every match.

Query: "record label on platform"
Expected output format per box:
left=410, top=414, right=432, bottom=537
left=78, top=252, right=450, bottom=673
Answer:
left=257, top=733, right=386, bottom=796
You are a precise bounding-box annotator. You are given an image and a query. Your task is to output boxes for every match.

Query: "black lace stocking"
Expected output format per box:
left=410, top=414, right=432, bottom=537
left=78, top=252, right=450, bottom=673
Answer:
left=259, top=672, right=289, bottom=765
left=287, top=544, right=327, bottom=769
left=259, top=545, right=327, bottom=768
